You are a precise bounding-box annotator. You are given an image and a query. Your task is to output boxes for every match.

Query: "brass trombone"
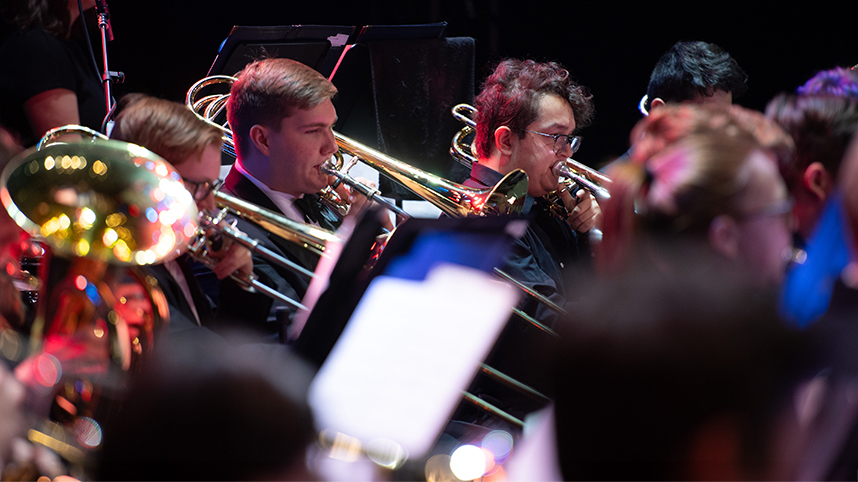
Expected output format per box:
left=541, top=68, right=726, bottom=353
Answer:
left=450, top=103, right=612, bottom=208
left=185, top=75, right=529, bottom=220
left=188, top=190, right=347, bottom=311
left=186, top=76, right=544, bottom=429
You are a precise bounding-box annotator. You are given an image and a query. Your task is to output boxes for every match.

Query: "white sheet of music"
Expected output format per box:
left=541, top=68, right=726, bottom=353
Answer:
left=309, top=263, right=517, bottom=458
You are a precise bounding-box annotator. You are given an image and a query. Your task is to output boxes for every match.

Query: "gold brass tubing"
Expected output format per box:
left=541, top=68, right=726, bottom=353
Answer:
left=479, top=364, right=551, bottom=404
left=461, top=392, right=525, bottom=429
left=214, top=190, right=340, bottom=258
left=493, top=268, right=568, bottom=316
left=511, top=308, right=559, bottom=338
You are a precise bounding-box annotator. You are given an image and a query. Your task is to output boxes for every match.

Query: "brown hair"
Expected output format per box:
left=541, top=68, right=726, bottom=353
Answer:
left=765, top=93, right=858, bottom=190
left=473, top=58, right=594, bottom=159
left=2, top=0, right=70, bottom=38
left=226, top=58, right=337, bottom=159
left=110, top=94, right=222, bottom=166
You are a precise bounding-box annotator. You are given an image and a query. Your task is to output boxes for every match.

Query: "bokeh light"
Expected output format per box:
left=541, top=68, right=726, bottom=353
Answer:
left=481, top=430, right=514, bottom=464
left=34, top=353, right=62, bottom=387
left=75, top=417, right=103, bottom=448
left=450, top=444, right=488, bottom=481
left=365, top=438, right=408, bottom=469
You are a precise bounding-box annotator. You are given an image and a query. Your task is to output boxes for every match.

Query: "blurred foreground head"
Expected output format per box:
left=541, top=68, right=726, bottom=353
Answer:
left=600, top=104, right=795, bottom=285
left=96, top=339, right=316, bottom=481
left=553, top=257, right=813, bottom=480
left=840, top=135, right=858, bottom=254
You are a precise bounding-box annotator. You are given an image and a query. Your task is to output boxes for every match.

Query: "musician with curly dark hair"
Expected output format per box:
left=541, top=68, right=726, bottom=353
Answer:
left=469, top=58, right=599, bottom=325
left=455, top=59, right=601, bottom=422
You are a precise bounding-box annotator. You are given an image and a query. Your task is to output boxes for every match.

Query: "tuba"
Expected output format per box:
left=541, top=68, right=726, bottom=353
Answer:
left=1, top=136, right=199, bottom=467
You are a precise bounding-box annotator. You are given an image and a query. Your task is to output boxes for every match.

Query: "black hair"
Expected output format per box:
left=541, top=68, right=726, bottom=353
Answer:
left=646, top=41, right=748, bottom=111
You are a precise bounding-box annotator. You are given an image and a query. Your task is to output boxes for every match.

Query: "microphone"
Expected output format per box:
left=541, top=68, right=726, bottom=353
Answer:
left=93, top=0, right=114, bottom=41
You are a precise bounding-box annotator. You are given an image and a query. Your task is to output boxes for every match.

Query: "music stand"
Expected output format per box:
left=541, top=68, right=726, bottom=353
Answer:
left=207, top=25, right=355, bottom=78
left=329, top=22, right=447, bottom=144
left=293, top=213, right=525, bottom=368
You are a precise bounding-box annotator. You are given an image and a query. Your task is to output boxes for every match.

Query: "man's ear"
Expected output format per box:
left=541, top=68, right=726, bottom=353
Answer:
left=494, top=126, right=515, bottom=157
left=650, top=97, right=666, bottom=111
left=709, top=214, right=741, bottom=259
left=803, top=162, right=833, bottom=201
left=248, top=124, right=270, bottom=156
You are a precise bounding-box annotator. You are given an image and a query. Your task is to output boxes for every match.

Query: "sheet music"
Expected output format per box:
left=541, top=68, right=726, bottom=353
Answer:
left=309, top=263, right=517, bottom=458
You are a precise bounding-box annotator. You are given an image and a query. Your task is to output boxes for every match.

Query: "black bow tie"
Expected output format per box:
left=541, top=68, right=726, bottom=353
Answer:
left=293, top=195, right=319, bottom=224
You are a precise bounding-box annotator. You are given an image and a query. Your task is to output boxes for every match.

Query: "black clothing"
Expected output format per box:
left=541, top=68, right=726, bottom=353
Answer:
left=464, top=163, right=590, bottom=326
left=0, top=21, right=105, bottom=147
left=208, top=168, right=342, bottom=339
left=145, top=255, right=215, bottom=329
left=457, top=163, right=591, bottom=421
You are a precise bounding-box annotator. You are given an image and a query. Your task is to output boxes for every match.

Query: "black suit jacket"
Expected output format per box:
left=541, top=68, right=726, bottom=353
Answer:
left=210, top=168, right=342, bottom=338
left=145, top=255, right=215, bottom=332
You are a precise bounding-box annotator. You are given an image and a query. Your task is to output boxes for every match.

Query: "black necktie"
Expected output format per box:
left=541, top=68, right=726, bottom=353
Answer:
left=293, top=195, right=319, bottom=224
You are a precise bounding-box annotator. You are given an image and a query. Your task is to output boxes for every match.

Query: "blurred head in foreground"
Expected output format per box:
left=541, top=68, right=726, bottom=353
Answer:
left=96, top=339, right=316, bottom=481
left=553, top=257, right=813, bottom=480
left=600, top=104, right=795, bottom=285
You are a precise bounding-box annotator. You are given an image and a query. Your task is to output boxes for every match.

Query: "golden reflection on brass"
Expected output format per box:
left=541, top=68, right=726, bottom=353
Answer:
left=92, top=159, right=107, bottom=176
left=2, top=139, right=198, bottom=265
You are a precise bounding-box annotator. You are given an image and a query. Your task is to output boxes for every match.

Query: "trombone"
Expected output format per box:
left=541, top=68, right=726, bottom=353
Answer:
left=188, top=190, right=347, bottom=311
left=450, top=103, right=612, bottom=206
left=185, top=75, right=530, bottom=221
left=186, top=76, right=545, bottom=428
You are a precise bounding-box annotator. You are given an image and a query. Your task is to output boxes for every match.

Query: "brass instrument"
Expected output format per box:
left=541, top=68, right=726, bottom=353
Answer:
left=213, top=190, right=340, bottom=258
left=185, top=75, right=237, bottom=157
left=8, top=139, right=199, bottom=265
left=185, top=75, right=349, bottom=216
left=185, top=76, right=540, bottom=433
left=37, top=124, right=110, bottom=149
left=320, top=156, right=411, bottom=220
left=450, top=103, right=612, bottom=213
left=186, top=75, right=529, bottom=220
left=188, top=190, right=347, bottom=312
left=331, top=132, right=528, bottom=218
left=2, top=138, right=198, bottom=467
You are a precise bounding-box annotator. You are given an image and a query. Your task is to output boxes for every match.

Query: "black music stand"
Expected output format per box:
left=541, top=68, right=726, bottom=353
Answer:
left=293, top=212, right=523, bottom=368
left=327, top=22, right=447, bottom=145
left=207, top=25, right=355, bottom=78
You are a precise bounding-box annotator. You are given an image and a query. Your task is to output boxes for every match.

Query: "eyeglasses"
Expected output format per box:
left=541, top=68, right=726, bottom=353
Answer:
left=183, top=177, right=223, bottom=201
left=517, top=129, right=582, bottom=155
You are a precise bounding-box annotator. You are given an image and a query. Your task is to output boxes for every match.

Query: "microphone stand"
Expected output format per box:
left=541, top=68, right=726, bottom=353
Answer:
left=93, top=0, right=122, bottom=131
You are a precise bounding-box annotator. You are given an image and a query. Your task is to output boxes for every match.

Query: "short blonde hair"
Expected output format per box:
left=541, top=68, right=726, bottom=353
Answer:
left=111, top=94, right=222, bottom=165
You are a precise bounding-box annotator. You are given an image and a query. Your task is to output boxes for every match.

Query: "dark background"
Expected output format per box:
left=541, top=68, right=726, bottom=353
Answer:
left=105, top=0, right=856, bottom=170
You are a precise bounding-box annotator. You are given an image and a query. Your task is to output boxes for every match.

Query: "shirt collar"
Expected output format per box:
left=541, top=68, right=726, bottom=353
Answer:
left=232, top=161, right=308, bottom=225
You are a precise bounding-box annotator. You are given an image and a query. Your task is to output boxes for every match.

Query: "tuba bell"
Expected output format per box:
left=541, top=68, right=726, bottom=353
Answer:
left=1, top=137, right=200, bottom=468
